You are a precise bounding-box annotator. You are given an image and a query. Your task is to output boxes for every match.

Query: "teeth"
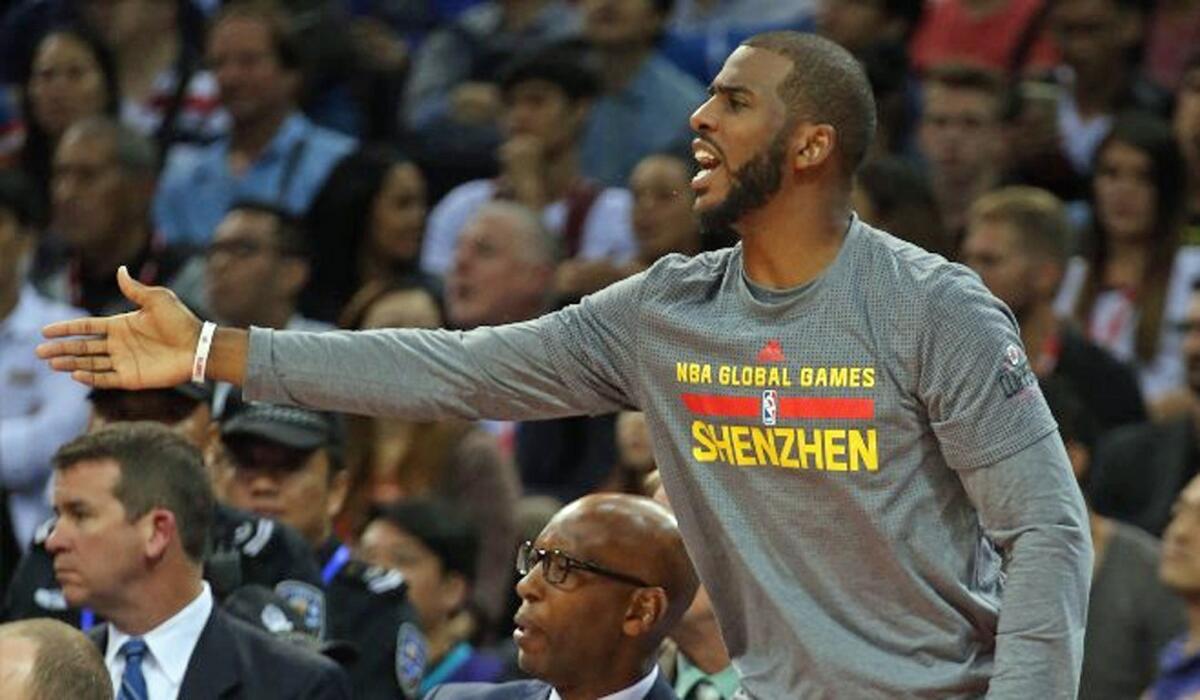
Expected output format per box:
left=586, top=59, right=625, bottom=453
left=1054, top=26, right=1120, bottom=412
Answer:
left=695, top=152, right=719, bottom=169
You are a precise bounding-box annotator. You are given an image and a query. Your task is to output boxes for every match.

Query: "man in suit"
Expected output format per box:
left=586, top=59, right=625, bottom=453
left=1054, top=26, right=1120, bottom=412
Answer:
left=45, top=421, right=350, bottom=699
left=427, top=493, right=698, bottom=700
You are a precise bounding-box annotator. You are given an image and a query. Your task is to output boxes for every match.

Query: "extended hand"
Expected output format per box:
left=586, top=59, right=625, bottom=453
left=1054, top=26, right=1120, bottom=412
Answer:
left=37, top=266, right=202, bottom=389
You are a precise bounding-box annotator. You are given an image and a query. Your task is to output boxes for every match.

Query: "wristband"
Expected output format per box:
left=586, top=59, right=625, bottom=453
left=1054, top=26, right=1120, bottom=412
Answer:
left=192, top=321, right=217, bottom=384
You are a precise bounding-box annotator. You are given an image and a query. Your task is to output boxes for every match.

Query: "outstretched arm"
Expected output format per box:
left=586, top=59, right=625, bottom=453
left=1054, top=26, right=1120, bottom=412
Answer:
left=38, top=265, right=250, bottom=388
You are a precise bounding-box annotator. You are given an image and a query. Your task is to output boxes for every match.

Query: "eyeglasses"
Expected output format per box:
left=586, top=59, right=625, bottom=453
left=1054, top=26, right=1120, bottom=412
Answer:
left=516, top=540, right=652, bottom=587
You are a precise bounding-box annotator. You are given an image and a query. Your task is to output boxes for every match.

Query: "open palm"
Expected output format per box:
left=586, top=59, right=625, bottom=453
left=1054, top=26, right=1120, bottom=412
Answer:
left=37, top=266, right=201, bottom=389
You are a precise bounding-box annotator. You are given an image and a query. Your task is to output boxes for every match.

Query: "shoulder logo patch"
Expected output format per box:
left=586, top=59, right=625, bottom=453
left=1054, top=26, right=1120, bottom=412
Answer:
left=396, top=621, right=426, bottom=698
left=275, top=580, right=326, bottom=639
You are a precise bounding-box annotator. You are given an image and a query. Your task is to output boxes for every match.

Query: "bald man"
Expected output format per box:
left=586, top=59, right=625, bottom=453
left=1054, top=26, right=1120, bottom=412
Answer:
left=427, top=494, right=699, bottom=700
left=0, top=618, right=112, bottom=700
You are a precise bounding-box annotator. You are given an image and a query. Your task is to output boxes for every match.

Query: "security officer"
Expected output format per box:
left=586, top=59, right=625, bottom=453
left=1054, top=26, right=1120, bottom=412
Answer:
left=219, top=397, right=426, bottom=699
left=1, top=384, right=322, bottom=624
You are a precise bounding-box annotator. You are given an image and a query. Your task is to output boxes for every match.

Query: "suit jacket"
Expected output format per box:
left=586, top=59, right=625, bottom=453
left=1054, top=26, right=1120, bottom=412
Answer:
left=1089, top=415, right=1195, bottom=536
left=91, top=606, right=352, bottom=699
left=426, top=674, right=680, bottom=700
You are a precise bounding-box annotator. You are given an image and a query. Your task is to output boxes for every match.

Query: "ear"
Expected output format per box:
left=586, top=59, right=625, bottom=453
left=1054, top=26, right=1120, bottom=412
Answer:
left=621, top=587, right=669, bottom=638
left=144, top=508, right=177, bottom=560
left=326, top=467, right=350, bottom=521
left=792, top=124, right=837, bottom=173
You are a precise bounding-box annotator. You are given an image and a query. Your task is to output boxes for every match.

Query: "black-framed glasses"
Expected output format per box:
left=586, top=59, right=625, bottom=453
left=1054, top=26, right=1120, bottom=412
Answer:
left=516, top=540, right=652, bottom=587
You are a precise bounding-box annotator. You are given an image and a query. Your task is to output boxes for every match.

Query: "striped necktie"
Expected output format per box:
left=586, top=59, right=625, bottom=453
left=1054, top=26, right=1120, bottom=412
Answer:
left=117, top=638, right=149, bottom=700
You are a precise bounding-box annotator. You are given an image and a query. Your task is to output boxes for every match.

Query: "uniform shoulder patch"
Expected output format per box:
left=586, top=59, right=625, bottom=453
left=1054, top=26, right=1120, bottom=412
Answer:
left=274, top=579, right=327, bottom=639
left=396, top=621, right=426, bottom=698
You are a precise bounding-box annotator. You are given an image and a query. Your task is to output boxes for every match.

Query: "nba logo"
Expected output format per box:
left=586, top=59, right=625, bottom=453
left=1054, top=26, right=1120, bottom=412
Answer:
left=761, top=390, right=778, bottom=426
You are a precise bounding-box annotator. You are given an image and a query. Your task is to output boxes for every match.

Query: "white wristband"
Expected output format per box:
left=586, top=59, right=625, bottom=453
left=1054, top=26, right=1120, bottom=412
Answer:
left=192, top=321, right=217, bottom=384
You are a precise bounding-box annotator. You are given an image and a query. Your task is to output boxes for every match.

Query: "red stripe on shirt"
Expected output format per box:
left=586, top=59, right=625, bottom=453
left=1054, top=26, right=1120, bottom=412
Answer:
left=680, top=394, right=875, bottom=420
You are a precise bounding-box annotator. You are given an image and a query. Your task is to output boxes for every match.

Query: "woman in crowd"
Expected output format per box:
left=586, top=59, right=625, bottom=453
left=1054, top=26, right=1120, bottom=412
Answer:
left=336, top=279, right=520, bottom=639
left=1066, top=113, right=1195, bottom=412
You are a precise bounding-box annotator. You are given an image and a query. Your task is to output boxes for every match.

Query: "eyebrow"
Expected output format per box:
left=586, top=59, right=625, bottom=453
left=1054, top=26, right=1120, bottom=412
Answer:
left=707, top=83, right=754, bottom=99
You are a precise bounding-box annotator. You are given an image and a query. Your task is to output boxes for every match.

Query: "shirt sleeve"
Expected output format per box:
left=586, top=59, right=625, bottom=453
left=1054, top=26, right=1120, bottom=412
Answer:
left=957, top=432, right=1092, bottom=700
left=917, top=265, right=1058, bottom=469
left=244, top=269, right=647, bottom=418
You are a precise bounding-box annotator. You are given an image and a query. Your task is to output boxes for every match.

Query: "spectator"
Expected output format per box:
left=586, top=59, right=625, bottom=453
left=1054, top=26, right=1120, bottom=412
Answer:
left=4, top=28, right=119, bottom=213
left=218, top=399, right=427, bottom=699
left=0, top=171, right=89, bottom=563
left=853, top=156, right=952, bottom=258
left=204, top=201, right=332, bottom=331
left=1143, top=1, right=1200, bottom=94
left=303, top=149, right=434, bottom=323
left=1039, top=378, right=1185, bottom=700
left=963, top=186, right=1146, bottom=433
left=917, top=63, right=1007, bottom=242
left=1087, top=282, right=1200, bottom=537
left=1062, top=114, right=1196, bottom=407
left=599, top=411, right=660, bottom=495
left=0, top=618, right=112, bottom=700
left=1176, top=53, right=1200, bottom=239
left=337, top=279, right=520, bottom=632
left=86, top=0, right=227, bottom=148
left=153, top=3, right=357, bottom=247
left=421, top=44, right=638, bottom=300
left=38, top=116, right=204, bottom=315
left=579, top=0, right=707, bottom=187
left=1048, top=0, right=1169, bottom=178
left=661, top=1, right=816, bottom=84
left=910, top=0, right=1058, bottom=75
left=651, top=485, right=739, bottom=700
left=426, top=493, right=697, bottom=699
left=2, top=382, right=324, bottom=629
left=1147, top=472, right=1200, bottom=698
left=815, top=0, right=921, bottom=57
left=44, top=423, right=352, bottom=698
left=358, top=499, right=506, bottom=693
left=402, top=0, right=580, bottom=131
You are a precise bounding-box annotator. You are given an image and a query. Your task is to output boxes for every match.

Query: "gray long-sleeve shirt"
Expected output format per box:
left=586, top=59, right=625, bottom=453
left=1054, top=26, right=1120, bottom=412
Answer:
left=245, top=219, right=1092, bottom=698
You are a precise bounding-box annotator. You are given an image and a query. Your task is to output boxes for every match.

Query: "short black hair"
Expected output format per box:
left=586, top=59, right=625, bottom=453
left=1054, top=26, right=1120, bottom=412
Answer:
left=740, top=31, right=877, bottom=176
left=368, top=499, right=480, bottom=581
left=922, top=63, right=1009, bottom=118
left=212, top=2, right=302, bottom=72
left=53, top=422, right=214, bottom=563
left=225, top=199, right=309, bottom=258
left=499, top=43, right=601, bottom=103
left=0, top=170, right=41, bottom=230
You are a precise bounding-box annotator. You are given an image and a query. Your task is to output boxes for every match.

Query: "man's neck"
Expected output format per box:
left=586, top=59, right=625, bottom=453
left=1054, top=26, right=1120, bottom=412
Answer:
left=230, top=109, right=291, bottom=161
left=739, top=188, right=852, bottom=289
left=1018, top=302, right=1058, bottom=376
left=107, top=571, right=204, bottom=637
left=671, top=620, right=730, bottom=674
left=554, top=660, right=651, bottom=700
left=597, top=45, right=651, bottom=94
left=1072, top=62, right=1128, bottom=119
left=78, top=226, right=150, bottom=280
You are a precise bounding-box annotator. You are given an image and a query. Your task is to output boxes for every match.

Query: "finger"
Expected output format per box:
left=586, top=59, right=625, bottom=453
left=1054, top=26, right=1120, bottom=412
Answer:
left=51, top=356, right=113, bottom=372
left=117, top=265, right=153, bottom=306
left=71, top=370, right=124, bottom=389
left=41, top=317, right=110, bottom=340
left=36, top=338, right=108, bottom=359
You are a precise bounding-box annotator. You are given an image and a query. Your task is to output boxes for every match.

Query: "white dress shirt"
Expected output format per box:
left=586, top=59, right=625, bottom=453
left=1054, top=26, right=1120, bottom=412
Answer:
left=549, top=666, right=659, bottom=700
left=105, top=582, right=214, bottom=700
left=0, top=285, right=89, bottom=550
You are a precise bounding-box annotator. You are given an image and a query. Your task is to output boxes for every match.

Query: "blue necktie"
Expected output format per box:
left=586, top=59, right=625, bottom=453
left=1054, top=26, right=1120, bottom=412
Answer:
left=117, top=638, right=149, bottom=700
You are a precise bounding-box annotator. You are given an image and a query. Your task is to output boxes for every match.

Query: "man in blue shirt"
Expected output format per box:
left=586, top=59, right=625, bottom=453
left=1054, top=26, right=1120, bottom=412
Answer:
left=154, top=4, right=356, bottom=247
left=1151, top=474, right=1200, bottom=698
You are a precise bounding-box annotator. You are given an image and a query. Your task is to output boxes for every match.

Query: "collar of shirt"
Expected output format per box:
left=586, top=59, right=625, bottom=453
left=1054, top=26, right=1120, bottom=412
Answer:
left=549, top=666, right=659, bottom=700
left=106, top=582, right=214, bottom=690
left=209, top=111, right=309, bottom=172
left=674, top=653, right=740, bottom=699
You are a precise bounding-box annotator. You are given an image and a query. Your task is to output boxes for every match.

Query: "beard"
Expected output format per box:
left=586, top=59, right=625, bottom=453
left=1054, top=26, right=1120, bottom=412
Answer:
left=698, top=132, right=789, bottom=240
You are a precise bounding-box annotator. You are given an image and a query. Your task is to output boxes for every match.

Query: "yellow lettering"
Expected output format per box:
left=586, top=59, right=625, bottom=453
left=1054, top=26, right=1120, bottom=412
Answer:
left=778, top=429, right=799, bottom=468
left=849, top=367, right=861, bottom=386
left=863, top=367, right=875, bottom=388
left=752, top=428, right=779, bottom=466
left=717, top=365, right=730, bottom=385
left=814, top=368, right=828, bottom=387
left=691, top=421, right=717, bottom=462
left=824, top=429, right=847, bottom=471
left=712, top=425, right=736, bottom=464
left=795, top=429, right=824, bottom=470
left=849, top=429, right=878, bottom=472
left=800, top=367, right=813, bottom=387
left=729, top=426, right=755, bottom=466
left=830, top=367, right=848, bottom=387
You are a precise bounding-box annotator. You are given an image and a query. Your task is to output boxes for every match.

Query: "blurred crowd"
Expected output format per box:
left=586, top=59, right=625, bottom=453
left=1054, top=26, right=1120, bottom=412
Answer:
left=1, top=0, right=1200, bottom=697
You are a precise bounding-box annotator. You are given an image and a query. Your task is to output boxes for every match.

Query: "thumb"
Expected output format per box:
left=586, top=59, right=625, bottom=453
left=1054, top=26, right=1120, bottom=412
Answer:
left=116, top=265, right=152, bottom=307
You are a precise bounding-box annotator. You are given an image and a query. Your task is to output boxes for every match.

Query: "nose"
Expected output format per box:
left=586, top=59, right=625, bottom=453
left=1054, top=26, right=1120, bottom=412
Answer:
left=44, top=518, right=68, bottom=554
left=689, top=96, right=718, bottom=135
left=514, top=566, right=544, bottom=601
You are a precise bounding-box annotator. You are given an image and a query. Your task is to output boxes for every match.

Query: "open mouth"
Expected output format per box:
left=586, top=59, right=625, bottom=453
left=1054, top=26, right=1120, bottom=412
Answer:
left=691, top=139, right=724, bottom=191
